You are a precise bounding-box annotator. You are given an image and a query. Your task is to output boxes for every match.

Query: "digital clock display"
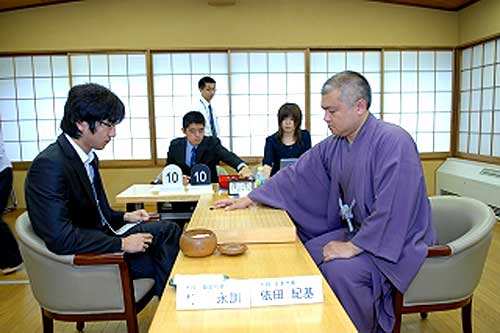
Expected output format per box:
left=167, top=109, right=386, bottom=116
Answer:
left=228, top=180, right=254, bottom=196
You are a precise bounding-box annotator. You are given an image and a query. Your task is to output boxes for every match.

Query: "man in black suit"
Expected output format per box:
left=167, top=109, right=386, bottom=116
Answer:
left=166, top=111, right=252, bottom=183
left=25, top=83, right=180, bottom=297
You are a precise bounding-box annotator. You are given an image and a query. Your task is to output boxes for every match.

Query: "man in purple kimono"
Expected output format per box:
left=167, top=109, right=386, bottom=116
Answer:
left=215, top=71, right=436, bottom=332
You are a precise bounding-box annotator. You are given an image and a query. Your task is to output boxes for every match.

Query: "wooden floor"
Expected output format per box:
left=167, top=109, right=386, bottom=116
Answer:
left=1, top=209, right=499, bottom=333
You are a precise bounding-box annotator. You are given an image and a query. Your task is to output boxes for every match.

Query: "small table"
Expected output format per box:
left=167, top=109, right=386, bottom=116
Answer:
left=116, top=184, right=215, bottom=219
left=116, top=183, right=215, bottom=204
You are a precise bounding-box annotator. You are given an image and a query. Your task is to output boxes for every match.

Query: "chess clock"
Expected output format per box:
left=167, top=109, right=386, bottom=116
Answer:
left=228, top=179, right=254, bottom=196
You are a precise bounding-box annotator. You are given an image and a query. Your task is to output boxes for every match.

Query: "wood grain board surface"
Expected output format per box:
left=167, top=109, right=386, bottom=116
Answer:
left=186, top=194, right=297, bottom=244
left=149, top=240, right=356, bottom=333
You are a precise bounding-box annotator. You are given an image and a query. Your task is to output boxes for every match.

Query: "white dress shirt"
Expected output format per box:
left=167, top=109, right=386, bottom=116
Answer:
left=0, top=127, right=12, bottom=173
left=195, top=97, right=220, bottom=137
left=64, top=133, right=95, bottom=183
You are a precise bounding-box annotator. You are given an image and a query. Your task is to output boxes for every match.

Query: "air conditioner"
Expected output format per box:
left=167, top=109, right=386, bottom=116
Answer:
left=436, top=158, right=500, bottom=220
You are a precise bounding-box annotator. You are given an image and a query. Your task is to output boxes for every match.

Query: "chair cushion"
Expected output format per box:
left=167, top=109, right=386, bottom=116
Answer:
left=134, top=278, right=155, bottom=302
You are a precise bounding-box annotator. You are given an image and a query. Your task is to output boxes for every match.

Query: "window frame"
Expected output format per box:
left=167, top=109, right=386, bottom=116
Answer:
left=0, top=52, right=70, bottom=163
left=381, top=48, right=455, bottom=154
left=68, top=51, right=153, bottom=164
left=455, top=35, right=500, bottom=164
left=309, top=47, right=383, bottom=146
left=4, top=42, right=496, bottom=170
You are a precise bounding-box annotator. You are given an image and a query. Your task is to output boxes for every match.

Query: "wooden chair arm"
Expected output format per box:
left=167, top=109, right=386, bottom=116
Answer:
left=73, top=252, right=125, bottom=266
left=427, top=245, right=452, bottom=257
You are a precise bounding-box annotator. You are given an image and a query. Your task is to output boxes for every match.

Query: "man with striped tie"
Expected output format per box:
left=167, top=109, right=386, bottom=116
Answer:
left=196, top=76, right=219, bottom=137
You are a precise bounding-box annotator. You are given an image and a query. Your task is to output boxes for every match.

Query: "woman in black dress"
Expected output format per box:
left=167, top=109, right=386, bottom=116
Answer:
left=262, top=103, right=312, bottom=177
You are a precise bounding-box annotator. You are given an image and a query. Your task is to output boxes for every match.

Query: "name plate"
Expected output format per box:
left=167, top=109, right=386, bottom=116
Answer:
left=175, top=275, right=323, bottom=310
left=176, top=277, right=251, bottom=310
left=250, top=275, right=323, bottom=307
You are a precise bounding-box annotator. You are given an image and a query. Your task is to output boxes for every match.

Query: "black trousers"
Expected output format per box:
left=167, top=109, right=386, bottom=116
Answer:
left=123, top=220, right=181, bottom=296
left=0, top=167, right=22, bottom=269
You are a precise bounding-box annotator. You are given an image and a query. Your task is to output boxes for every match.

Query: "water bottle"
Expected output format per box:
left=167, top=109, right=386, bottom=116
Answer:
left=254, top=166, right=266, bottom=188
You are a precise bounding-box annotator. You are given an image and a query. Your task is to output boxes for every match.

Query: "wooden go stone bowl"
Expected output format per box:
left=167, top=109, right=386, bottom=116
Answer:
left=179, top=229, right=217, bottom=257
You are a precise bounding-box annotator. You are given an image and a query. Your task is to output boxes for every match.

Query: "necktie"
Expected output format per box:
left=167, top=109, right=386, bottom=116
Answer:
left=208, top=104, right=217, bottom=137
left=190, top=146, right=197, bottom=167
left=88, top=161, right=117, bottom=234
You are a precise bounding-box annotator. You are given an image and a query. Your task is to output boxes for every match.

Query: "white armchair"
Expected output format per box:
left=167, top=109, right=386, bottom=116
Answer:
left=393, top=196, right=496, bottom=333
left=16, top=212, right=156, bottom=333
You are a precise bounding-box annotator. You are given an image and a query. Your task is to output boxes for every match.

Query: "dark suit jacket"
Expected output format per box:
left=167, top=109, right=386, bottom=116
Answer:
left=25, top=134, right=124, bottom=255
left=166, top=136, right=244, bottom=183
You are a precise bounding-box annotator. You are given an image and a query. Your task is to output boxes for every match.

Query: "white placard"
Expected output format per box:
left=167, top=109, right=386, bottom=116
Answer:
left=162, top=164, right=183, bottom=190
left=176, top=278, right=251, bottom=310
left=250, top=275, right=323, bottom=307
left=175, top=274, right=323, bottom=310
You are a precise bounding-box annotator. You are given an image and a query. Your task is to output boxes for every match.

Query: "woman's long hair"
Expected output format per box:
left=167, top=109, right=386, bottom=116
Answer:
left=277, top=103, right=303, bottom=145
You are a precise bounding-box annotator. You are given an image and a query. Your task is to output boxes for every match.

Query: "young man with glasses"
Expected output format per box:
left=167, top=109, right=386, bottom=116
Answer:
left=25, top=83, right=181, bottom=297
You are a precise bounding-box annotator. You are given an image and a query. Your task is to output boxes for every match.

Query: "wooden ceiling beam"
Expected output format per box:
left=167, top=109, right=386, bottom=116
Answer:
left=367, top=0, right=480, bottom=11
left=0, top=0, right=81, bottom=13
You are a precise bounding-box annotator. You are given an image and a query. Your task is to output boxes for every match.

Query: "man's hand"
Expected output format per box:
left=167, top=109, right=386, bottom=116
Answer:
left=121, top=233, right=153, bottom=253
left=182, top=175, right=190, bottom=186
left=214, top=196, right=255, bottom=211
left=322, top=241, right=362, bottom=262
left=124, top=209, right=150, bottom=223
left=238, top=165, right=252, bottom=179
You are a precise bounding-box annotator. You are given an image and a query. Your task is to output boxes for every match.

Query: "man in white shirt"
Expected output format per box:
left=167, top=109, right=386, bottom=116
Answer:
left=196, top=76, right=219, bottom=137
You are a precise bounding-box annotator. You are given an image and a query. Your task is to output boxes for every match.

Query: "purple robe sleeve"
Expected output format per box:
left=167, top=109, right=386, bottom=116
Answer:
left=249, top=139, right=341, bottom=241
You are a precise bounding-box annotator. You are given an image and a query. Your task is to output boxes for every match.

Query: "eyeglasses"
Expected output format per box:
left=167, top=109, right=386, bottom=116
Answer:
left=99, top=120, right=116, bottom=129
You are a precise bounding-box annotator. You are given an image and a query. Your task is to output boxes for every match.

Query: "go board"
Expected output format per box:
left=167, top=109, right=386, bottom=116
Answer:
left=186, top=195, right=297, bottom=244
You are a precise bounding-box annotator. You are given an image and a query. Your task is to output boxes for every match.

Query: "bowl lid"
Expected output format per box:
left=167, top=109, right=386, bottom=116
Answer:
left=218, top=243, right=247, bottom=256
